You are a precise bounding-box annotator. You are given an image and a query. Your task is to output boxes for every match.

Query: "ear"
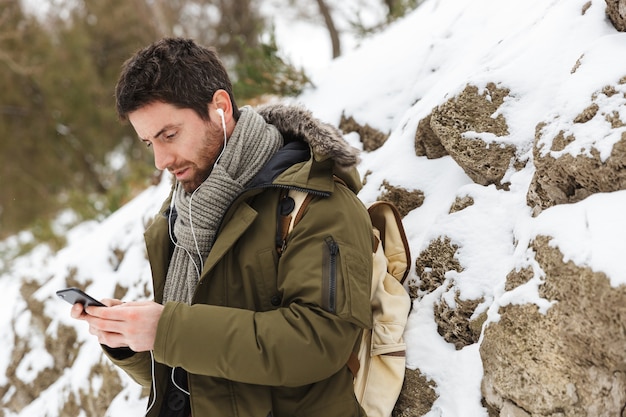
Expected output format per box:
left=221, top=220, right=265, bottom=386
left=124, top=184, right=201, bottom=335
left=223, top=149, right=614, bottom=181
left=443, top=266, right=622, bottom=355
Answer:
left=210, top=89, right=232, bottom=120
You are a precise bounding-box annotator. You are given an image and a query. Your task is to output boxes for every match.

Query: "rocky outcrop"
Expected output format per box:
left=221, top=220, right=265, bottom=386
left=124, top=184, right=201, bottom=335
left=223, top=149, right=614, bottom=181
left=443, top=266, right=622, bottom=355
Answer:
left=376, top=181, right=425, bottom=217
left=606, top=0, right=626, bottom=31
left=480, top=236, right=626, bottom=417
left=395, top=76, right=626, bottom=415
left=410, top=236, right=462, bottom=300
left=435, top=292, right=486, bottom=350
left=427, top=83, right=518, bottom=190
left=415, top=78, right=626, bottom=214
left=393, top=369, right=438, bottom=417
left=339, top=113, right=390, bottom=151
left=394, top=73, right=626, bottom=417
left=414, top=114, right=448, bottom=159
left=527, top=79, right=626, bottom=215
left=0, top=279, right=124, bottom=415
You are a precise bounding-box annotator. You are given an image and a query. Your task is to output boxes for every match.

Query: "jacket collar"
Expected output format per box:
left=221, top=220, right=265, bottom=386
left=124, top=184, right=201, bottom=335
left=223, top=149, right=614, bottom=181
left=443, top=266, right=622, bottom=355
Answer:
left=254, top=104, right=362, bottom=194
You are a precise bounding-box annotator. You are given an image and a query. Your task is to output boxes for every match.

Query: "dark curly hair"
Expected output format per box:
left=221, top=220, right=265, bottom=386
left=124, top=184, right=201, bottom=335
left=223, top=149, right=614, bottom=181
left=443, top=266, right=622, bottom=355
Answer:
left=115, top=37, right=240, bottom=121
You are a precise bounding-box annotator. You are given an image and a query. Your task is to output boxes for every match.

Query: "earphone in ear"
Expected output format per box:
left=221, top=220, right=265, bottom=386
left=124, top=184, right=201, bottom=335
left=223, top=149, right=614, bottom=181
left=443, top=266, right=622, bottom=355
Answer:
left=214, top=107, right=228, bottom=165
left=216, top=108, right=226, bottom=137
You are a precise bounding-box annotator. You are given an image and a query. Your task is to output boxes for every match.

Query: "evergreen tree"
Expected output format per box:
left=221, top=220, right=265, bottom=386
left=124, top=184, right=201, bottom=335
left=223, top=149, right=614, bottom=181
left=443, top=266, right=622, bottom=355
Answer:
left=0, top=0, right=318, bottom=240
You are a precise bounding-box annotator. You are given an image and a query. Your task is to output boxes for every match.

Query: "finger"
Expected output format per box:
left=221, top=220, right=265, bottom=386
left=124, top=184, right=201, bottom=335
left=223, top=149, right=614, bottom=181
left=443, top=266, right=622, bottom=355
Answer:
left=97, top=331, right=129, bottom=349
left=84, top=305, right=122, bottom=320
left=70, top=303, right=86, bottom=319
left=84, top=314, right=125, bottom=335
left=101, top=298, right=124, bottom=307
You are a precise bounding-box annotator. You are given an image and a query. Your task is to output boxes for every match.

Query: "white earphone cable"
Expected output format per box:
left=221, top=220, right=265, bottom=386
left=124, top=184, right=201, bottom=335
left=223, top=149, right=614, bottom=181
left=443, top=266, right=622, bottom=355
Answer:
left=168, top=183, right=202, bottom=280
left=153, top=109, right=227, bottom=412
left=188, top=186, right=204, bottom=273
left=145, top=350, right=157, bottom=415
left=171, top=368, right=191, bottom=396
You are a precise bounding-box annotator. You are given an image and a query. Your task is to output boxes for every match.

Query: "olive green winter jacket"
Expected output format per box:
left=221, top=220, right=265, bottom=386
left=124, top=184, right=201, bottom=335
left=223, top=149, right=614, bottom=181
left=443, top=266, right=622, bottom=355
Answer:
left=104, top=104, right=373, bottom=417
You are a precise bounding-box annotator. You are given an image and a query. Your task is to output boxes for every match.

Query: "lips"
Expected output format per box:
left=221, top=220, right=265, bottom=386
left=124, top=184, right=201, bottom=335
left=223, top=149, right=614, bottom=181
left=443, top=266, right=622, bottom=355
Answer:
left=172, top=167, right=189, bottom=180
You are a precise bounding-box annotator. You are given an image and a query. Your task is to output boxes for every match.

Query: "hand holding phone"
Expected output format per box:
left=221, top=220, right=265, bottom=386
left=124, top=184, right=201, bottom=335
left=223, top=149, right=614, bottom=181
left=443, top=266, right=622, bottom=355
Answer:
left=56, top=287, right=106, bottom=307
left=58, top=289, right=162, bottom=351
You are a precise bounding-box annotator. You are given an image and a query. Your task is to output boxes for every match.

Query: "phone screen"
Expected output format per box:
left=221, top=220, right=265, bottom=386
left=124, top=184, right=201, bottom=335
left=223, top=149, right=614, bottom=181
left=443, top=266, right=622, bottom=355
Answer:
left=56, top=288, right=106, bottom=307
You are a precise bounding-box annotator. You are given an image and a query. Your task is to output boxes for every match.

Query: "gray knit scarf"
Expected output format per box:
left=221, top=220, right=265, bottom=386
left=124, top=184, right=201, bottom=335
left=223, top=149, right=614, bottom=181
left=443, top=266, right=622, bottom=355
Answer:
left=163, top=107, right=283, bottom=304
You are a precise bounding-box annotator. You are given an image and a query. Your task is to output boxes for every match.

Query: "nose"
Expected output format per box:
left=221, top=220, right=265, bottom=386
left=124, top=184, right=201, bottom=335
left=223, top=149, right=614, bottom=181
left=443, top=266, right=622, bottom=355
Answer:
left=153, top=143, right=173, bottom=171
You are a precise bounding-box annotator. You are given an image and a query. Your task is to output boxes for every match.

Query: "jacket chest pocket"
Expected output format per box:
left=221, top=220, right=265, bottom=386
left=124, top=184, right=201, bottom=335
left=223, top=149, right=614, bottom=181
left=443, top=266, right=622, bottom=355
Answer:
left=229, top=247, right=282, bottom=311
left=195, top=247, right=280, bottom=310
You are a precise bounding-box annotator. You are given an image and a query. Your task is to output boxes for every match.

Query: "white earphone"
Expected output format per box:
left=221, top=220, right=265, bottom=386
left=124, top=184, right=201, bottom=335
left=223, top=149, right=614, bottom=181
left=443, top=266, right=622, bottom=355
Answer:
left=214, top=108, right=228, bottom=165
left=216, top=108, right=226, bottom=131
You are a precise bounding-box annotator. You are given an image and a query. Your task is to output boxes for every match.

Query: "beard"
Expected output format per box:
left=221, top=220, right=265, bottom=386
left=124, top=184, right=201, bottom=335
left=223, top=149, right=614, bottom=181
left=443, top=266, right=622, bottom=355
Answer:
left=179, top=165, right=213, bottom=193
left=178, top=127, right=223, bottom=193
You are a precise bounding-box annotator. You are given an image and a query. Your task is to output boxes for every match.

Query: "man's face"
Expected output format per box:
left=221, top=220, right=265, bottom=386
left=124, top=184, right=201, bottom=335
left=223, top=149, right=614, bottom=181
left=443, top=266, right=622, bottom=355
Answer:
left=129, top=101, right=224, bottom=193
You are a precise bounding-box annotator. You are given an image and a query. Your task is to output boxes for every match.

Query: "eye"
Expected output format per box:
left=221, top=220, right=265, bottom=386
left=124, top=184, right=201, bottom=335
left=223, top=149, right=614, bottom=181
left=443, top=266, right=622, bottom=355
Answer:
left=143, top=140, right=152, bottom=148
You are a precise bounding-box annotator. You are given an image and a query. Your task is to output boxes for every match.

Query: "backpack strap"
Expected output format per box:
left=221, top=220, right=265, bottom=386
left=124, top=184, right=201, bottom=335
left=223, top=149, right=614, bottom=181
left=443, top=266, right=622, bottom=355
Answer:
left=367, top=201, right=411, bottom=284
left=276, top=188, right=313, bottom=256
left=347, top=351, right=361, bottom=377
left=276, top=177, right=346, bottom=256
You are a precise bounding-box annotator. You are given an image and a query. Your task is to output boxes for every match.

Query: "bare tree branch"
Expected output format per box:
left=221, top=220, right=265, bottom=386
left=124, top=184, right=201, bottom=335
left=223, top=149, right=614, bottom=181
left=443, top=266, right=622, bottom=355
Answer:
left=0, top=4, right=37, bottom=75
left=0, top=48, right=36, bottom=75
left=316, top=0, right=341, bottom=58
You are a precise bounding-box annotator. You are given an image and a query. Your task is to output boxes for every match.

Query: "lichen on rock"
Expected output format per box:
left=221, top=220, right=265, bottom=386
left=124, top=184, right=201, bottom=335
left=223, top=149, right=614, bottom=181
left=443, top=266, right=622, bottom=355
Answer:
left=410, top=236, right=462, bottom=300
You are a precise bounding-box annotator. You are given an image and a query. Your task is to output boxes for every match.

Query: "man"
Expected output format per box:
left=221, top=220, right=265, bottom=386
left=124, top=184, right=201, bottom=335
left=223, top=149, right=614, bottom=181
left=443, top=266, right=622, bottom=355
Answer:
left=71, top=37, right=373, bottom=417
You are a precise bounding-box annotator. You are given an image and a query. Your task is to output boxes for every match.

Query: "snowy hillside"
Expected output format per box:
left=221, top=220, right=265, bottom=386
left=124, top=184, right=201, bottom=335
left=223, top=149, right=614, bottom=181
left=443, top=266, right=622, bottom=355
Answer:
left=2, top=0, right=626, bottom=415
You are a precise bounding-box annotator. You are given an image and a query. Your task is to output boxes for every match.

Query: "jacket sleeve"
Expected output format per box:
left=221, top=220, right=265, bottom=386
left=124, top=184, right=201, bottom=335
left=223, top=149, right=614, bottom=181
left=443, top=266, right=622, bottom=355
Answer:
left=153, top=184, right=374, bottom=387
left=101, top=347, right=154, bottom=388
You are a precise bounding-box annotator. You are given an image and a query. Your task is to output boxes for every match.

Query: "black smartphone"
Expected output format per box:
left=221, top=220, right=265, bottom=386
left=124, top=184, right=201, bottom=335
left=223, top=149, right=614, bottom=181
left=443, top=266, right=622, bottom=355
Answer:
left=56, top=287, right=106, bottom=307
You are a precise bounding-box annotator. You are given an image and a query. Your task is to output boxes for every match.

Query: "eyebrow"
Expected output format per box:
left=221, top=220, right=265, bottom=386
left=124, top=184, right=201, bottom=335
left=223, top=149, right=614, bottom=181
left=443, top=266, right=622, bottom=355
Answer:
left=141, top=123, right=179, bottom=141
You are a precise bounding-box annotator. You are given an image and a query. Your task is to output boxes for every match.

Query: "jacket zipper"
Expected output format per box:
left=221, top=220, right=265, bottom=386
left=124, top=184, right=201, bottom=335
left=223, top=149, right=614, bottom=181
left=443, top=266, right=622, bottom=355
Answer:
left=323, top=236, right=338, bottom=313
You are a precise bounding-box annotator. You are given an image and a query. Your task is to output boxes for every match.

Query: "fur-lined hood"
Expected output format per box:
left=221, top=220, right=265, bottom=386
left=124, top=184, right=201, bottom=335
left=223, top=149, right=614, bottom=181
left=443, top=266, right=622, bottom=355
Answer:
left=256, top=103, right=359, bottom=170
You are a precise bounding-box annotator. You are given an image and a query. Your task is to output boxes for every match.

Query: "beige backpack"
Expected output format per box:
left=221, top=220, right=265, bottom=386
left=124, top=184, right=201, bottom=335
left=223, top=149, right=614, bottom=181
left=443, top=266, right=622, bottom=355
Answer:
left=277, top=188, right=412, bottom=417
